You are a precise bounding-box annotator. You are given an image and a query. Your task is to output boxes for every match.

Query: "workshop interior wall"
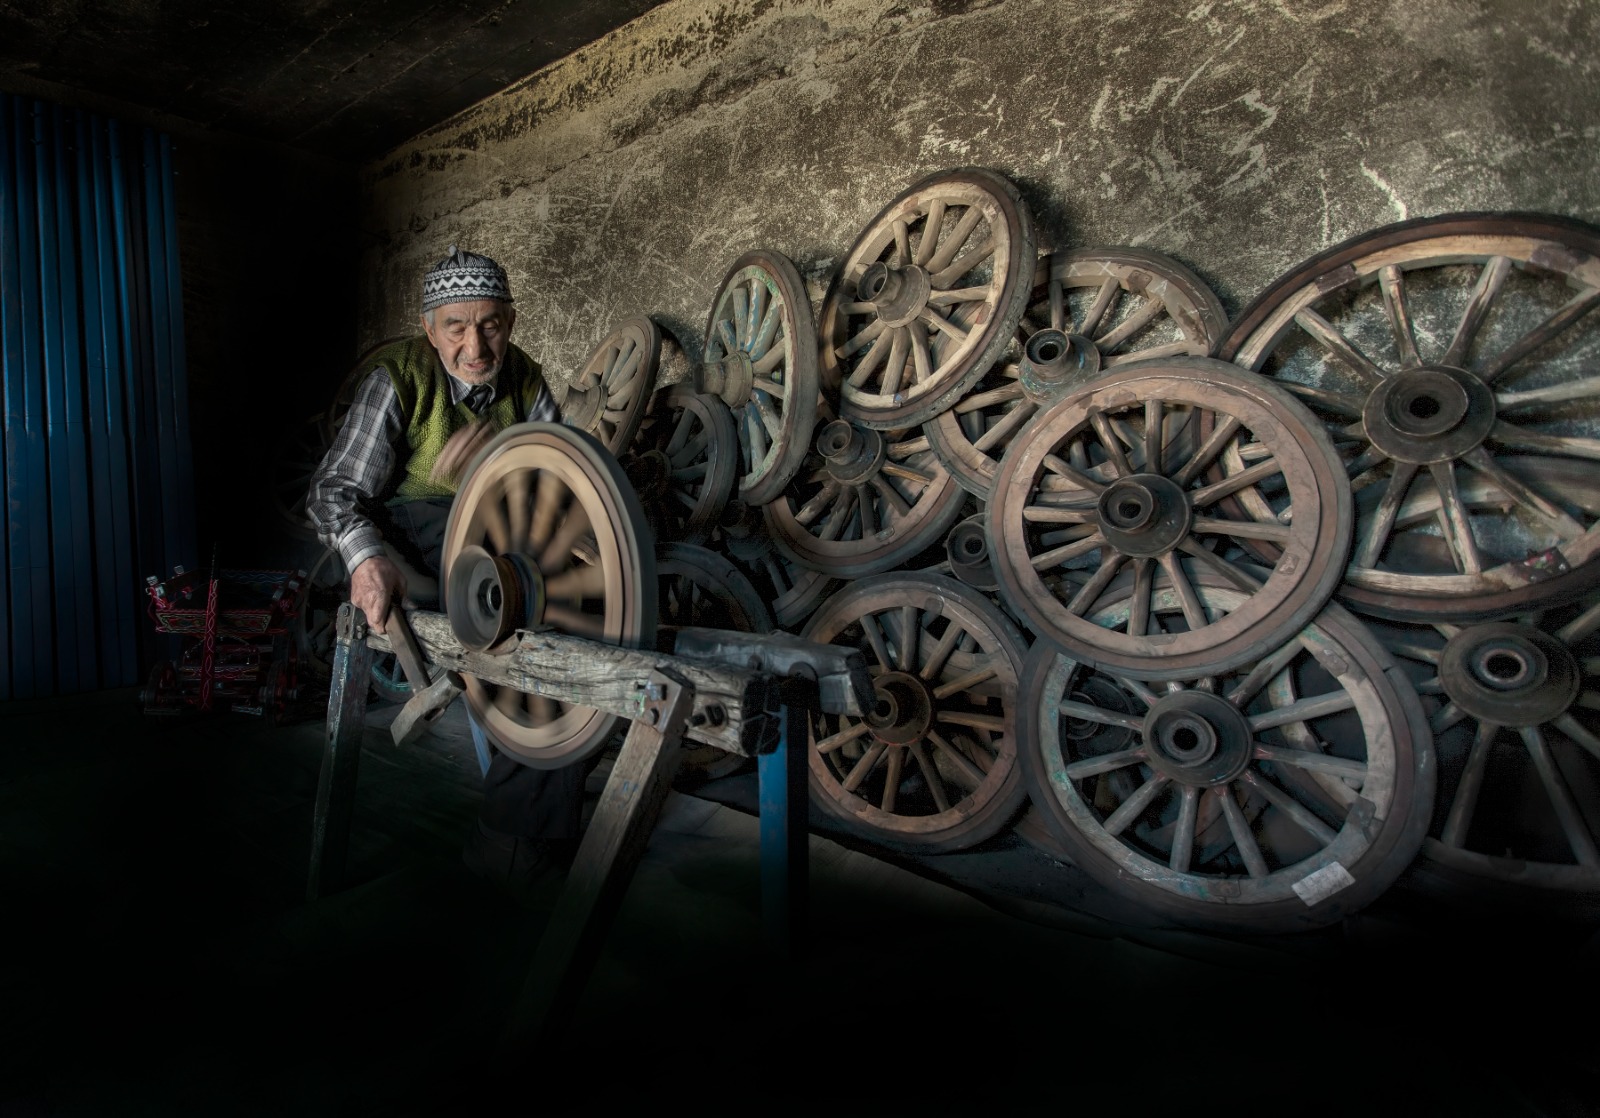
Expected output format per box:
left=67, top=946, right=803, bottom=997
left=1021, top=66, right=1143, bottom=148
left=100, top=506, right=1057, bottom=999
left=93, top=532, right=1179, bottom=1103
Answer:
left=357, top=0, right=1600, bottom=388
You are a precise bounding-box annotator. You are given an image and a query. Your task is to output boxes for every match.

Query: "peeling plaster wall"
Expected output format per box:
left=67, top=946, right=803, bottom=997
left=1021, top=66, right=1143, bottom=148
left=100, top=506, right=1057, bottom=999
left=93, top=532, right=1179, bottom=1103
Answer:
left=358, top=0, right=1600, bottom=388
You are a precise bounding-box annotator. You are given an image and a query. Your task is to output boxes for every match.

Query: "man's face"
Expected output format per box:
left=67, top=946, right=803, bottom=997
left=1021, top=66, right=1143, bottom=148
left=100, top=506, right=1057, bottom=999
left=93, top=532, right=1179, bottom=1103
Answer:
left=421, top=299, right=516, bottom=385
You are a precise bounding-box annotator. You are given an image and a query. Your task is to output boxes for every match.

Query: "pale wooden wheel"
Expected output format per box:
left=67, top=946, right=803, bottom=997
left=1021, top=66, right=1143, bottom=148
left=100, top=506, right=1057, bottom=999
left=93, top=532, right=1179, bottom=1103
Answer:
left=563, top=315, right=659, bottom=455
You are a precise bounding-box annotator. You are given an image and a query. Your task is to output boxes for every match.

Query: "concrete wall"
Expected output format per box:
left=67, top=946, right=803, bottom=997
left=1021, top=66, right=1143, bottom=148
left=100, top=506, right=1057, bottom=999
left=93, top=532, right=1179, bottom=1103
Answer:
left=358, top=0, right=1600, bottom=387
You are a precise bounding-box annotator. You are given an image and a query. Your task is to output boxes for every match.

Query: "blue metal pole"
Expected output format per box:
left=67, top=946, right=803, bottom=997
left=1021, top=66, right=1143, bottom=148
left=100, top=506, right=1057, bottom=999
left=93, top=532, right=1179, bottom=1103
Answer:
left=757, top=700, right=809, bottom=962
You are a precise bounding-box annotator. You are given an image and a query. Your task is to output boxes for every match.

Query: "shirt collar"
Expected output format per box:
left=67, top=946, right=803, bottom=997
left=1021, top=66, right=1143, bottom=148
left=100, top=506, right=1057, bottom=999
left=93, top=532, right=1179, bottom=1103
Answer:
left=445, top=369, right=499, bottom=408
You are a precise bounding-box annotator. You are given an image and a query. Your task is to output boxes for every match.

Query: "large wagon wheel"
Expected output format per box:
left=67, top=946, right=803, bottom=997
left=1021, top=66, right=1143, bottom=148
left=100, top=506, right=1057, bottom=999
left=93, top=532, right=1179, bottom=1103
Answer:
left=928, top=247, right=1227, bottom=499
left=818, top=167, right=1036, bottom=430
left=988, top=357, right=1352, bottom=680
left=802, top=573, right=1030, bottom=852
left=1019, top=573, right=1434, bottom=932
left=563, top=316, right=660, bottom=456
left=657, top=542, right=774, bottom=782
left=716, top=501, right=840, bottom=632
left=623, top=386, right=739, bottom=545
left=1220, top=212, right=1600, bottom=620
left=699, top=250, right=820, bottom=507
left=763, top=420, right=967, bottom=579
left=1368, top=598, right=1600, bottom=908
left=442, top=423, right=656, bottom=769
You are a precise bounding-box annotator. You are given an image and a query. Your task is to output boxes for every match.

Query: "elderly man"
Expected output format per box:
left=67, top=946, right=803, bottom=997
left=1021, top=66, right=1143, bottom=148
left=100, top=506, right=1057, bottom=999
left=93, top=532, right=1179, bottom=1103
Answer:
left=308, top=245, right=580, bottom=886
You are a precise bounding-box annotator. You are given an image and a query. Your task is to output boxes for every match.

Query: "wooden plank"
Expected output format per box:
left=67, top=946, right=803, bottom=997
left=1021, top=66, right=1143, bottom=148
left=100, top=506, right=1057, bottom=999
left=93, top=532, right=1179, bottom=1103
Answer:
left=367, top=610, right=769, bottom=757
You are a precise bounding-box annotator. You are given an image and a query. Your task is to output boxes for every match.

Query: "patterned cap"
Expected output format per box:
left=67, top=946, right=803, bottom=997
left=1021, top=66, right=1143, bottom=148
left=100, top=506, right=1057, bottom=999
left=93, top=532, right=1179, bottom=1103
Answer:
left=421, top=244, right=514, bottom=312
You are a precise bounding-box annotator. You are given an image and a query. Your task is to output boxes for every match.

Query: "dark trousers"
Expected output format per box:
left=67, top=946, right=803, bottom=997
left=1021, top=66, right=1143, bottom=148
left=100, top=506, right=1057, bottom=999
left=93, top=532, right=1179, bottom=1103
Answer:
left=384, top=498, right=586, bottom=841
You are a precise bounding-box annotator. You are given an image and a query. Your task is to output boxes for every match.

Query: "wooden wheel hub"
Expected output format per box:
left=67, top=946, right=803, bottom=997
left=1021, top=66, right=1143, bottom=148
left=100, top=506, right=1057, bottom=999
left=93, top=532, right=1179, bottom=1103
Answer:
left=946, top=515, right=997, bottom=591
left=1019, top=328, right=1100, bottom=405
left=817, top=419, right=887, bottom=486
left=447, top=544, right=546, bottom=651
left=1096, top=473, right=1192, bottom=558
left=865, top=671, right=936, bottom=746
left=1439, top=623, right=1579, bottom=726
left=699, top=349, right=756, bottom=408
left=1142, top=691, right=1253, bottom=786
left=857, top=261, right=932, bottom=329
left=562, top=382, right=604, bottom=432
left=1362, top=366, right=1494, bottom=465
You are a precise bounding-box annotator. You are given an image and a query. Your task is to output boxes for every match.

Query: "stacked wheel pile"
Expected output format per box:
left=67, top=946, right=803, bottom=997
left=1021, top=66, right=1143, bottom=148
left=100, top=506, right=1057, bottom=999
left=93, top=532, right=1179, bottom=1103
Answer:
left=331, top=168, right=1600, bottom=934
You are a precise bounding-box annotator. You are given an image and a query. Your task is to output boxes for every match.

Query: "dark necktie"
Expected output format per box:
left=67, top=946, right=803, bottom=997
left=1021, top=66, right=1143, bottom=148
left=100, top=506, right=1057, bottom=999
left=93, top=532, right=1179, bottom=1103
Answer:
left=466, top=385, right=492, bottom=414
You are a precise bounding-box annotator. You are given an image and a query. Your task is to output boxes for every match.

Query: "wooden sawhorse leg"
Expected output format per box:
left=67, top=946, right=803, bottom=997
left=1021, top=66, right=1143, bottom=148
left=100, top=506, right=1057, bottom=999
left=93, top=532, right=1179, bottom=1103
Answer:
left=307, top=603, right=373, bottom=903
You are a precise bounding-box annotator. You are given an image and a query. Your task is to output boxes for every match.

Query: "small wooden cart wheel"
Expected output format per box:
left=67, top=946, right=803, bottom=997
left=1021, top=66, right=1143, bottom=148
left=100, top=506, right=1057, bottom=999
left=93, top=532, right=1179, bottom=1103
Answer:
left=1220, top=212, right=1600, bottom=620
left=1018, top=571, right=1434, bottom=933
left=927, top=247, right=1227, bottom=500
left=1368, top=596, right=1600, bottom=909
left=700, top=250, right=820, bottom=507
left=762, top=420, right=967, bottom=579
left=818, top=167, right=1036, bottom=430
left=563, top=316, right=660, bottom=456
left=441, top=423, right=657, bottom=769
left=801, top=573, right=1030, bottom=852
left=623, top=386, right=739, bottom=545
left=988, top=357, right=1352, bottom=681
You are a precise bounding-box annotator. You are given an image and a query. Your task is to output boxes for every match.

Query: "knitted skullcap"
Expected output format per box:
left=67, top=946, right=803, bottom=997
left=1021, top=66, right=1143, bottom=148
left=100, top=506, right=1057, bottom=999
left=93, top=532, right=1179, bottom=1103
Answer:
left=421, top=244, right=514, bottom=312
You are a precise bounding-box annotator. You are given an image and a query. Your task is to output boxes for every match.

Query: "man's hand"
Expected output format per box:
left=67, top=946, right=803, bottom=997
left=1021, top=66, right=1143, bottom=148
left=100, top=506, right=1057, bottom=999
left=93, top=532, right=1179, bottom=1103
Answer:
left=350, top=555, right=407, bottom=635
left=432, top=417, right=499, bottom=486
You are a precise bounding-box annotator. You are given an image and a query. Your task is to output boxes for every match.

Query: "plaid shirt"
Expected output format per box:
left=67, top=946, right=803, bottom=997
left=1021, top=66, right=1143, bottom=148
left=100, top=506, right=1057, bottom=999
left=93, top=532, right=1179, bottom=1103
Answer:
left=307, top=363, right=559, bottom=572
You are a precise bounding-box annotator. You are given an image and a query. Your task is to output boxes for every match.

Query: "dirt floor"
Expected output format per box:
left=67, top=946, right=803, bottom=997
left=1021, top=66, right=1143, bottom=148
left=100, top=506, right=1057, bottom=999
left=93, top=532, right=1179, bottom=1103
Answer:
left=0, top=689, right=1594, bottom=1116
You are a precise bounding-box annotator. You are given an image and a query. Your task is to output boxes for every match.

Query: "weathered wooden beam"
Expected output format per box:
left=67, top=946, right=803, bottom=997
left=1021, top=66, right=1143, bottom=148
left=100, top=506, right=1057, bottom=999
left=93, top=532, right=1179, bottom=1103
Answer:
left=366, top=609, right=772, bottom=757
left=308, top=603, right=375, bottom=902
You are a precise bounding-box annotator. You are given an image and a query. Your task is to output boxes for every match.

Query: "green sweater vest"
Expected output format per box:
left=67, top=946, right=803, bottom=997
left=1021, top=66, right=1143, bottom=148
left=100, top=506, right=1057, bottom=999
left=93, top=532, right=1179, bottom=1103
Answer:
left=372, top=335, right=547, bottom=504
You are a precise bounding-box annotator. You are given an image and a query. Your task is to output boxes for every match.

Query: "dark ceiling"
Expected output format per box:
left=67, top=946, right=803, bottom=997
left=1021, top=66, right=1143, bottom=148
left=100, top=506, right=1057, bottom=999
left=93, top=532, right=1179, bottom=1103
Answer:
left=0, top=0, right=669, bottom=161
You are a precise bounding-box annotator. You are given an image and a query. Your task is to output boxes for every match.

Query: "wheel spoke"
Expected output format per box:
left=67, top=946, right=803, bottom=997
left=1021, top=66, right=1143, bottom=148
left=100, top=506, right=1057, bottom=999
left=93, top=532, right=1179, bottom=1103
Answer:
left=1088, top=410, right=1133, bottom=477
left=1280, top=380, right=1367, bottom=417
left=932, top=663, right=998, bottom=701
left=1053, top=699, right=1145, bottom=732
left=1190, top=515, right=1291, bottom=544
left=920, top=622, right=968, bottom=682
left=1495, top=373, right=1600, bottom=412
left=1249, top=690, right=1357, bottom=731
left=1552, top=713, right=1600, bottom=764
left=1439, top=720, right=1499, bottom=847
left=1103, top=773, right=1170, bottom=837
left=1143, top=399, right=1164, bottom=475
left=1171, top=415, right=1244, bottom=487
left=1064, top=747, right=1148, bottom=781
left=542, top=602, right=607, bottom=640
left=1030, top=531, right=1106, bottom=570
left=1239, top=769, right=1338, bottom=845
left=1443, top=255, right=1512, bottom=368
left=1226, top=635, right=1306, bottom=708
left=1251, top=741, right=1367, bottom=782
left=1128, top=557, right=1155, bottom=639
left=909, top=741, right=952, bottom=812
left=1095, top=296, right=1164, bottom=353
left=1066, top=552, right=1128, bottom=616
left=1478, top=287, right=1600, bottom=384
left=928, top=728, right=986, bottom=789
left=930, top=233, right=996, bottom=289
left=1169, top=784, right=1200, bottom=872
left=861, top=612, right=894, bottom=669
left=1217, top=784, right=1269, bottom=877
left=847, top=329, right=895, bottom=388
left=1157, top=553, right=1208, bottom=632
left=841, top=740, right=888, bottom=794
left=1353, top=462, right=1418, bottom=568
left=1188, top=458, right=1284, bottom=508
left=1520, top=725, right=1600, bottom=867
left=897, top=605, right=920, bottom=672
left=880, top=747, right=905, bottom=813
left=537, top=499, right=593, bottom=573
left=879, top=328, right=910, bottom=397
left=1043, top=452, right=1107, bottom=493
left=1430, top=460, right=1484, bottom=575
left=1558, top=601, right=1600, bottom=644
left=1078, top=278, right=1119, bottom=338
left=924, top=205, right=983, bottom=274
left=528, top=469, right=567, bottom=553
left=913, top=199, right=946, bottom=267
left=543, top=563, right=608, bottom=601
left=1458, top=447, right=1585, bottom=539
left=1378, top=264, right=1422, bottom=368
left=1293, top=306, right=1389, bottom=382
left=1489, top=421, right=1600, bottom=461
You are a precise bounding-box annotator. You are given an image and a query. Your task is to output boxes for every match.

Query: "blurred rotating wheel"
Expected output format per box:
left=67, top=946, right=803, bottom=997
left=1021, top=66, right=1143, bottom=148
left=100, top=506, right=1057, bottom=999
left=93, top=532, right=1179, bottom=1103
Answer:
left=1370, top=595, right=1600, bottom=913
left=988, top=357, right=1352, bottom=680
left=819, top=167, right=1035, bottom=429
left=927, top=246, right=1227, bottom=500
left=1220, top=212, right=1600, bottom=620
left=442, top=422, right=656, bottom=769
left=699, top=250, right=820, bottom=507
left=563, top=316, right=660, bottom=456
left=801, top=573, right=1030, bottom=853
left=1018, top=570, right=1434, bottom=933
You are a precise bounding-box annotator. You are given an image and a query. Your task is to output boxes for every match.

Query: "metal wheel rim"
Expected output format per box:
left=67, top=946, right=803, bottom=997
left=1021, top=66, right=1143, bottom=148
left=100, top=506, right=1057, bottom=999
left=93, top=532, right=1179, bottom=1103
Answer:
left=566, top=315, right=659, bottom=455
left=1220, top=212, right=1600, bottom=619
left=988, top=357, right=1352, bottom=680
left=1019, top=577, right=1433, bottom=931
left=442, top=422, right=656, bottom=768
left=927, top=246, right=1227, bottom=499
left=801, top=572, right=1031, bottom=852
left=820, top=167, right=1036, bottom=429
left=702, top=250, right=820, bottom=507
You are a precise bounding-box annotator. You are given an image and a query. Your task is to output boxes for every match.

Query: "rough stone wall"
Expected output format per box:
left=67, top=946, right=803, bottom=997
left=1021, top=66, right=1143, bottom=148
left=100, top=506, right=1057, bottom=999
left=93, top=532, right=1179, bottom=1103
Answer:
left=359, top=0, right=1600, bottom=386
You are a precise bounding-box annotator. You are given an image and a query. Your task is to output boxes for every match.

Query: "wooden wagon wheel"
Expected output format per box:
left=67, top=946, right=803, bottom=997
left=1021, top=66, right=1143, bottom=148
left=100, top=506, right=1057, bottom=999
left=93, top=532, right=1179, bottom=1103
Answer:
left=716, top=500, right=840, bottom=632
left=623, top=386, right=738, bottom=545
left=818, top=167, right=1036, bottom=430
left=563, top=315, right=660, bottom=456
left=1018, top=572, right=1434, bottom=932
left=699, top=250, right=820, bottom=507
left=762, top=419, right=967, bottom=579
left=657, top=542, right=774, bottom=783
left=442, top=423, right=656, bottom=769
left=927, top=247, right=1227, bottom=500
left=1220, top=212, right=1600, bottom=620
left=988, top=357, right=1352, bottom=680
left=1367, top=597, right=1600, bottom=908
left=801, top=573, right=1031, bottom=852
